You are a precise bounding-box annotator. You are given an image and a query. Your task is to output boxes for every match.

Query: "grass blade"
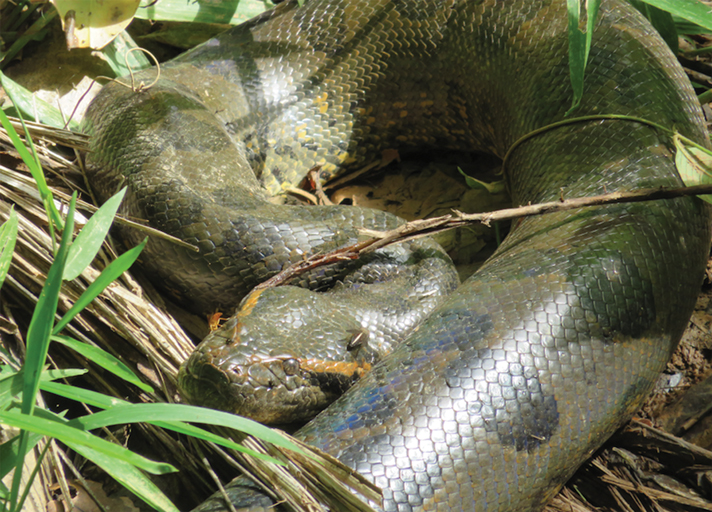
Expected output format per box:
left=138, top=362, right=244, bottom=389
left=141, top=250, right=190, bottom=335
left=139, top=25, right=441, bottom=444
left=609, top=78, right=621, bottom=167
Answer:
left=63, top=187, right=127, bottom=280
left=0, top=409, right=177, bottom=475
left=41, top=381, right=283, bottom=462
left=21, top=193, right=76, bottom=415
left=566, top=0, right=600, bottom=114
left=53, top=238, right=146, bottom=334
left=9, top=194, right=76, bottom=508
left=0, top=368, right=86, bottom=408
left=50, top=336, right=153, bottom=393
left=0, top=209, right=18, bottom=291
left=66, top=403, right=306, bottom=456
left=0, top=429, right=44, bottom=483
left=66, top=441, right=179, bottom=512
left=0, top=82, right=63, bottom=229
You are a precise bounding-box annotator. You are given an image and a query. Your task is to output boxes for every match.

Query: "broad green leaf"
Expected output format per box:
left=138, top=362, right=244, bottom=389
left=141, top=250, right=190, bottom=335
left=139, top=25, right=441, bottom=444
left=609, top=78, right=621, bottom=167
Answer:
left=641, top=0, right=712, bottom=33
left=0, top=409, right=177, bottom=475
left=50, top=335, right=152, bottom=394
left=0, top=209, right=18, bottom=291
left=53, top=238, right=146, bottom=334
left=102, top=31, right=152, bottom=77
left=629, top=0, right=678, bottom=53
left=673, top=133, right=712, bottom=204
left=458, top=168, right=506, bottom=195
left=566, top=0, right=601, bottom=114
left=64, top=187, right=127, bottom=280
left=136, top=0, right=272, bottom=24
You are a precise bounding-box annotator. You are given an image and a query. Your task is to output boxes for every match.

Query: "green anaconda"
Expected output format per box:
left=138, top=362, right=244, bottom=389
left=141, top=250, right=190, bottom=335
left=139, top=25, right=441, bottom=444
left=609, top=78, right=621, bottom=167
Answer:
left=82, top=0, right=712, bottom=510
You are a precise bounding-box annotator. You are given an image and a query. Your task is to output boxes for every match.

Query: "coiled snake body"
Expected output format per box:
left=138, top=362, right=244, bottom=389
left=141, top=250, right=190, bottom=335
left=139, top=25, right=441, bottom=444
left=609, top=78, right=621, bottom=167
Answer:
left=83, top=0, right=712, bottom=510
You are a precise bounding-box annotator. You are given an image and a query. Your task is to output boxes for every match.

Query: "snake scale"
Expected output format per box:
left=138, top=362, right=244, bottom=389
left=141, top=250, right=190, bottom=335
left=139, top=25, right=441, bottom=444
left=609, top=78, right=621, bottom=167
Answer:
left=82, top=0, right=712, bottom=510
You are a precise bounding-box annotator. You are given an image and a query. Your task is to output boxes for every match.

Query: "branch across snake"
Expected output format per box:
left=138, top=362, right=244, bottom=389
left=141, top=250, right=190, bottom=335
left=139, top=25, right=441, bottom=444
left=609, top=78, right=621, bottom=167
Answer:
left=82, top=0, right=712, bottom=510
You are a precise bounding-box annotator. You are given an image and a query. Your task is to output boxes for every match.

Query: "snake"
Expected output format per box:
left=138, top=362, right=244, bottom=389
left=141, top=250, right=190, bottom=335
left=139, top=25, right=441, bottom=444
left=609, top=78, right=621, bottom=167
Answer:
left=82, top=0, right=712, bottom=510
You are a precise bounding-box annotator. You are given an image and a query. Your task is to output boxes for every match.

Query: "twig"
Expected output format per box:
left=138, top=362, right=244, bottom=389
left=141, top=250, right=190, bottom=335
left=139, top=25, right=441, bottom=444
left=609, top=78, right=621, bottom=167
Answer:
left=256, top=184, right=712, bottom=290
left=308, top=166, right=333, bottom=205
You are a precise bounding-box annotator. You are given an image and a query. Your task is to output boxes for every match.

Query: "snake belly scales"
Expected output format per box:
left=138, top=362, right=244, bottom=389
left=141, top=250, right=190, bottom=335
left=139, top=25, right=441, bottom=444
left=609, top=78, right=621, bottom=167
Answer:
left=82, top=0, right=712, bottom=510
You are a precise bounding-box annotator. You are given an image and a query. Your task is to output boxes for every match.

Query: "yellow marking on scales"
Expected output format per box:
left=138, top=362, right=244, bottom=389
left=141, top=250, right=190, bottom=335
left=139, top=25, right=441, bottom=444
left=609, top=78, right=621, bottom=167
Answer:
left=295, top=122, right=308, bottom=139
left=314, top=92, right=330, bottom=115
left=238, top=289, right=265, bottom=318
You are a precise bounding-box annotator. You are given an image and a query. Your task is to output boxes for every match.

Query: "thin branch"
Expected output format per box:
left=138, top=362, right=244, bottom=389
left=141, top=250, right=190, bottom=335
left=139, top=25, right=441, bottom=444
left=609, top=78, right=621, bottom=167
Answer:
left=255, top=183, right=712, bottom=291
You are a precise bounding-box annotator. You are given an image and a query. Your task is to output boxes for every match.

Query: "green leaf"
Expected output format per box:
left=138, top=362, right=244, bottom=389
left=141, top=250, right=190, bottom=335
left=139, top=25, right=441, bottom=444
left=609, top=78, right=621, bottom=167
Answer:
left=0, top=8, right=56, bottom=70
left=673, top=133, right=712, bottom=204
left=136, top=0, right=272, bottom=24
left=0, top=426, right=44, bottom=483
left=22, top=194, right=76, bottom=415
left=37, top=382, right=282, bottom=463
left=50, top=336, right=153, bottom=394
left=0, top=208, right=18, bottom=291
left=53, top=238, right=146, bottom=335
left=12, top=194, right=76, bottom=505
left=0, top=81, right=63, bottom=229
left=675, top=16, right=712, bottom=36
left=0, top=409, right=177, bottom=475
left=39, top=381, right=126, bottom=409
left=640, top=0, right=712, bottom=33
left=645, top=4, right=678, bottom=53
left=566, top=0, right=601, bottom=114
left=66, top=441, right=179, bottom=512
left=102, top=31, right=152, bottom=77
left=629, top=0, right=678, bottom=53
left=0, top=72, right=80, bottom=131
left=457, top=168, right=506, bottom=195
left=66, top=403, right=306, bottom=457
left=64, top=187, right=127, bottom=280
left=0, top=368, right=87, bottom=408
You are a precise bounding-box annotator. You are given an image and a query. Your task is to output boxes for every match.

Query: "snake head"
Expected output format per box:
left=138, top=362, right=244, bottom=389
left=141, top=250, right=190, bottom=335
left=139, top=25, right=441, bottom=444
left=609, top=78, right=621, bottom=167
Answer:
left=177, top=313, right=374, bottom=425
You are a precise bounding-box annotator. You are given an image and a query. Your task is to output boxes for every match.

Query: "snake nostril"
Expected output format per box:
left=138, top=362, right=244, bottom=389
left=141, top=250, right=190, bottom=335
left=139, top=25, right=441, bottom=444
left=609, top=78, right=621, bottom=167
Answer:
left=283, top=358, right=300, bottom=376
left=227, top=364, right=245, bottom=377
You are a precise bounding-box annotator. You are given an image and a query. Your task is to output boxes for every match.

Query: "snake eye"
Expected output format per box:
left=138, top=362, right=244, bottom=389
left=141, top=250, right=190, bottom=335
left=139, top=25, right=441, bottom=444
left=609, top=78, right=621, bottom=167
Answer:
left=346, top=328, right=369, bottom=351
left=282, top=358, right=300, bottom=376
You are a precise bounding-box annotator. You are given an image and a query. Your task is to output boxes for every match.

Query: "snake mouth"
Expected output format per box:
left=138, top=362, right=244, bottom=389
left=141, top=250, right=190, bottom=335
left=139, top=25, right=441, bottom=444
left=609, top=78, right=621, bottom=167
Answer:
left=180, top=351, right=372, bottom=424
